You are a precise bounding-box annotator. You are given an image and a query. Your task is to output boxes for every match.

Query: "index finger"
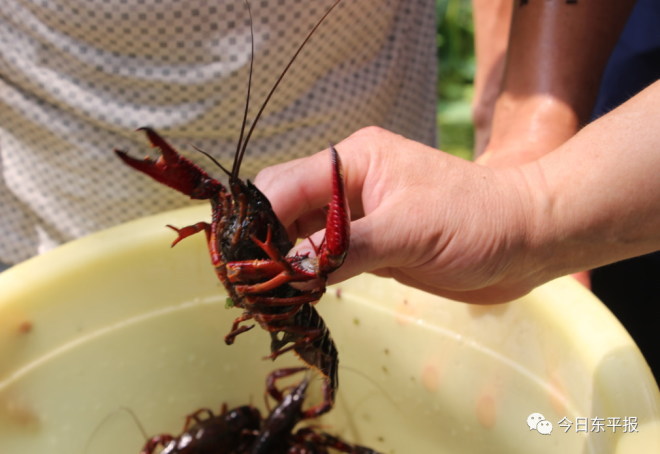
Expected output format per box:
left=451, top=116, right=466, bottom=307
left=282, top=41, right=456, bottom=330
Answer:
left=254, top=129, right=375, bottom=236
left=254, top=149, right=336, bottom=229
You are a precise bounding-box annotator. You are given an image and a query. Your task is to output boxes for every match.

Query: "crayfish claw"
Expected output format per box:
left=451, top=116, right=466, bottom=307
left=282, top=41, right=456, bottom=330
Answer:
left=138, top=127, right=180, bottom=165
left=116, top=128, right=224, bottom=200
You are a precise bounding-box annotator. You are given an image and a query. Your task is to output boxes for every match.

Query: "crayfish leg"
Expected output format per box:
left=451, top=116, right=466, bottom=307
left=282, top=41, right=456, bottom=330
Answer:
left=249, top=292, right=324, bottom=307
left=293, top=428, right=381, bottom=453
left=140, top=434, right=175, bottom=454
left=183, top=408, right=215, bottom=430
left=249, top=226, right=282, bottom=261
left=264, top=367, right=309, bottom=406
left=264, top=326, right=323, bottom=361
left=167, top=222, right=210, bottom=247
left=263, top=367, right=333, bottom=420
left=233, top=272, right=298, bottom=295
left=224, top=312, right=256, bottom=345
left=302, top=376, right=334, bottom=419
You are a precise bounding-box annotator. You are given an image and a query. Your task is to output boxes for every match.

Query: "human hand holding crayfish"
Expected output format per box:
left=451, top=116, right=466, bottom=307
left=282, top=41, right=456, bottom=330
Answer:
left=256, top=83, right=660, bottom=304
left=256, top=128, right=540, bottom=301
left=257, top=126, right=539, bottom=304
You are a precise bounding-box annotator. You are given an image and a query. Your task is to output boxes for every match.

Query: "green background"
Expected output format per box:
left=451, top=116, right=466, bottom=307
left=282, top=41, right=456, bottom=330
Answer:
left=436, top=0, right=475, bottom=160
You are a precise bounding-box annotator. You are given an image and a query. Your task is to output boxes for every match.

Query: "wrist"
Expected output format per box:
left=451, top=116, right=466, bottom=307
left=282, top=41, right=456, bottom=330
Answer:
left=488, top=164, right=559, bottom=293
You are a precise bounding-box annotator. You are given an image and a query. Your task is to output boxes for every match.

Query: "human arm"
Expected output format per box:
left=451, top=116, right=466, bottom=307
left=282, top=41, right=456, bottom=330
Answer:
left=471, top=0, right=512, bottom=156
left=475, top=0, right=636, bottom=166
left=255, top=80, right=660, bottom=304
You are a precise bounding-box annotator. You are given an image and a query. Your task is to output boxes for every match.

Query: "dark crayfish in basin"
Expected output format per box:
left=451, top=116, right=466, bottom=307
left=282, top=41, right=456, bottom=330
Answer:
left=139, top=368, right=380, bottom=454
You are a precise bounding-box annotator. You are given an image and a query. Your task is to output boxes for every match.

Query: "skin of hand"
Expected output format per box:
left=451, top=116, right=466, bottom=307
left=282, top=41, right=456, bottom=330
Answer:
left=255, top=81, right=660, bottom=304
left=474, top=0, right=636, bottom=166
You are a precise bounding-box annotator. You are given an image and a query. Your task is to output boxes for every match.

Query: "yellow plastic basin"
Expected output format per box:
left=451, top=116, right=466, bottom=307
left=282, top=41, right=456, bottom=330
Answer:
left=1, top=205, right=658, bottom=453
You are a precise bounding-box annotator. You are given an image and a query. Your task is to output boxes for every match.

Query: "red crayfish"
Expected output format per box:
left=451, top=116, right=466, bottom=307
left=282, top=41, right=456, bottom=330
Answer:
left=115, top=0, right=348, bottom=409
left=140, top=368, right=380, bottom=454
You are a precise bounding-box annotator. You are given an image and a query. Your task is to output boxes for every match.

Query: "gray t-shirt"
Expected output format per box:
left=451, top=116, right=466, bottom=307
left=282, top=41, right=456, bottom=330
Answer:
left=0, top=0, right=437, bottom=264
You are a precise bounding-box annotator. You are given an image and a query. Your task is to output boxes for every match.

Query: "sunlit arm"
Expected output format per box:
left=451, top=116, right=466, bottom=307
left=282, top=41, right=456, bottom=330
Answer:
left=478, top=0, right=636, bottom=166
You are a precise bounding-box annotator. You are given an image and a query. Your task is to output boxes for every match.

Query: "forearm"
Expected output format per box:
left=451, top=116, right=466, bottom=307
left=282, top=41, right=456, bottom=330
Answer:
left=471, top=0, right=512, bottom=155
left=481, top=0, right=636, bottom=166
left=519, top=80, right=660, bottom=281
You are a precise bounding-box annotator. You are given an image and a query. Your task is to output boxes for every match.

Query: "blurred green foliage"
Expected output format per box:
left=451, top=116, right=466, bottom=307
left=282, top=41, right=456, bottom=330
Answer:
left=436, top=0, right=475, bottom=160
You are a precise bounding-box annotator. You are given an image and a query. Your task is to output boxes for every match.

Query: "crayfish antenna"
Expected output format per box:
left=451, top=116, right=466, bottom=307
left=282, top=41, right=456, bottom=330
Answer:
left=233, top=0, right=255, bottom=181
left=232, top=0, right=343, bottom=180
left=193, top=146, right=233, bottom=178
left=83, top=407, right=149, bottom=454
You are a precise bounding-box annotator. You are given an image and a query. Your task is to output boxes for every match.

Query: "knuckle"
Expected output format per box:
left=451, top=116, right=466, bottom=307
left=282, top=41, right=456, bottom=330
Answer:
left=254, top=165, right=278, bottom=188
left=349, top=125, right=389, bottom=141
